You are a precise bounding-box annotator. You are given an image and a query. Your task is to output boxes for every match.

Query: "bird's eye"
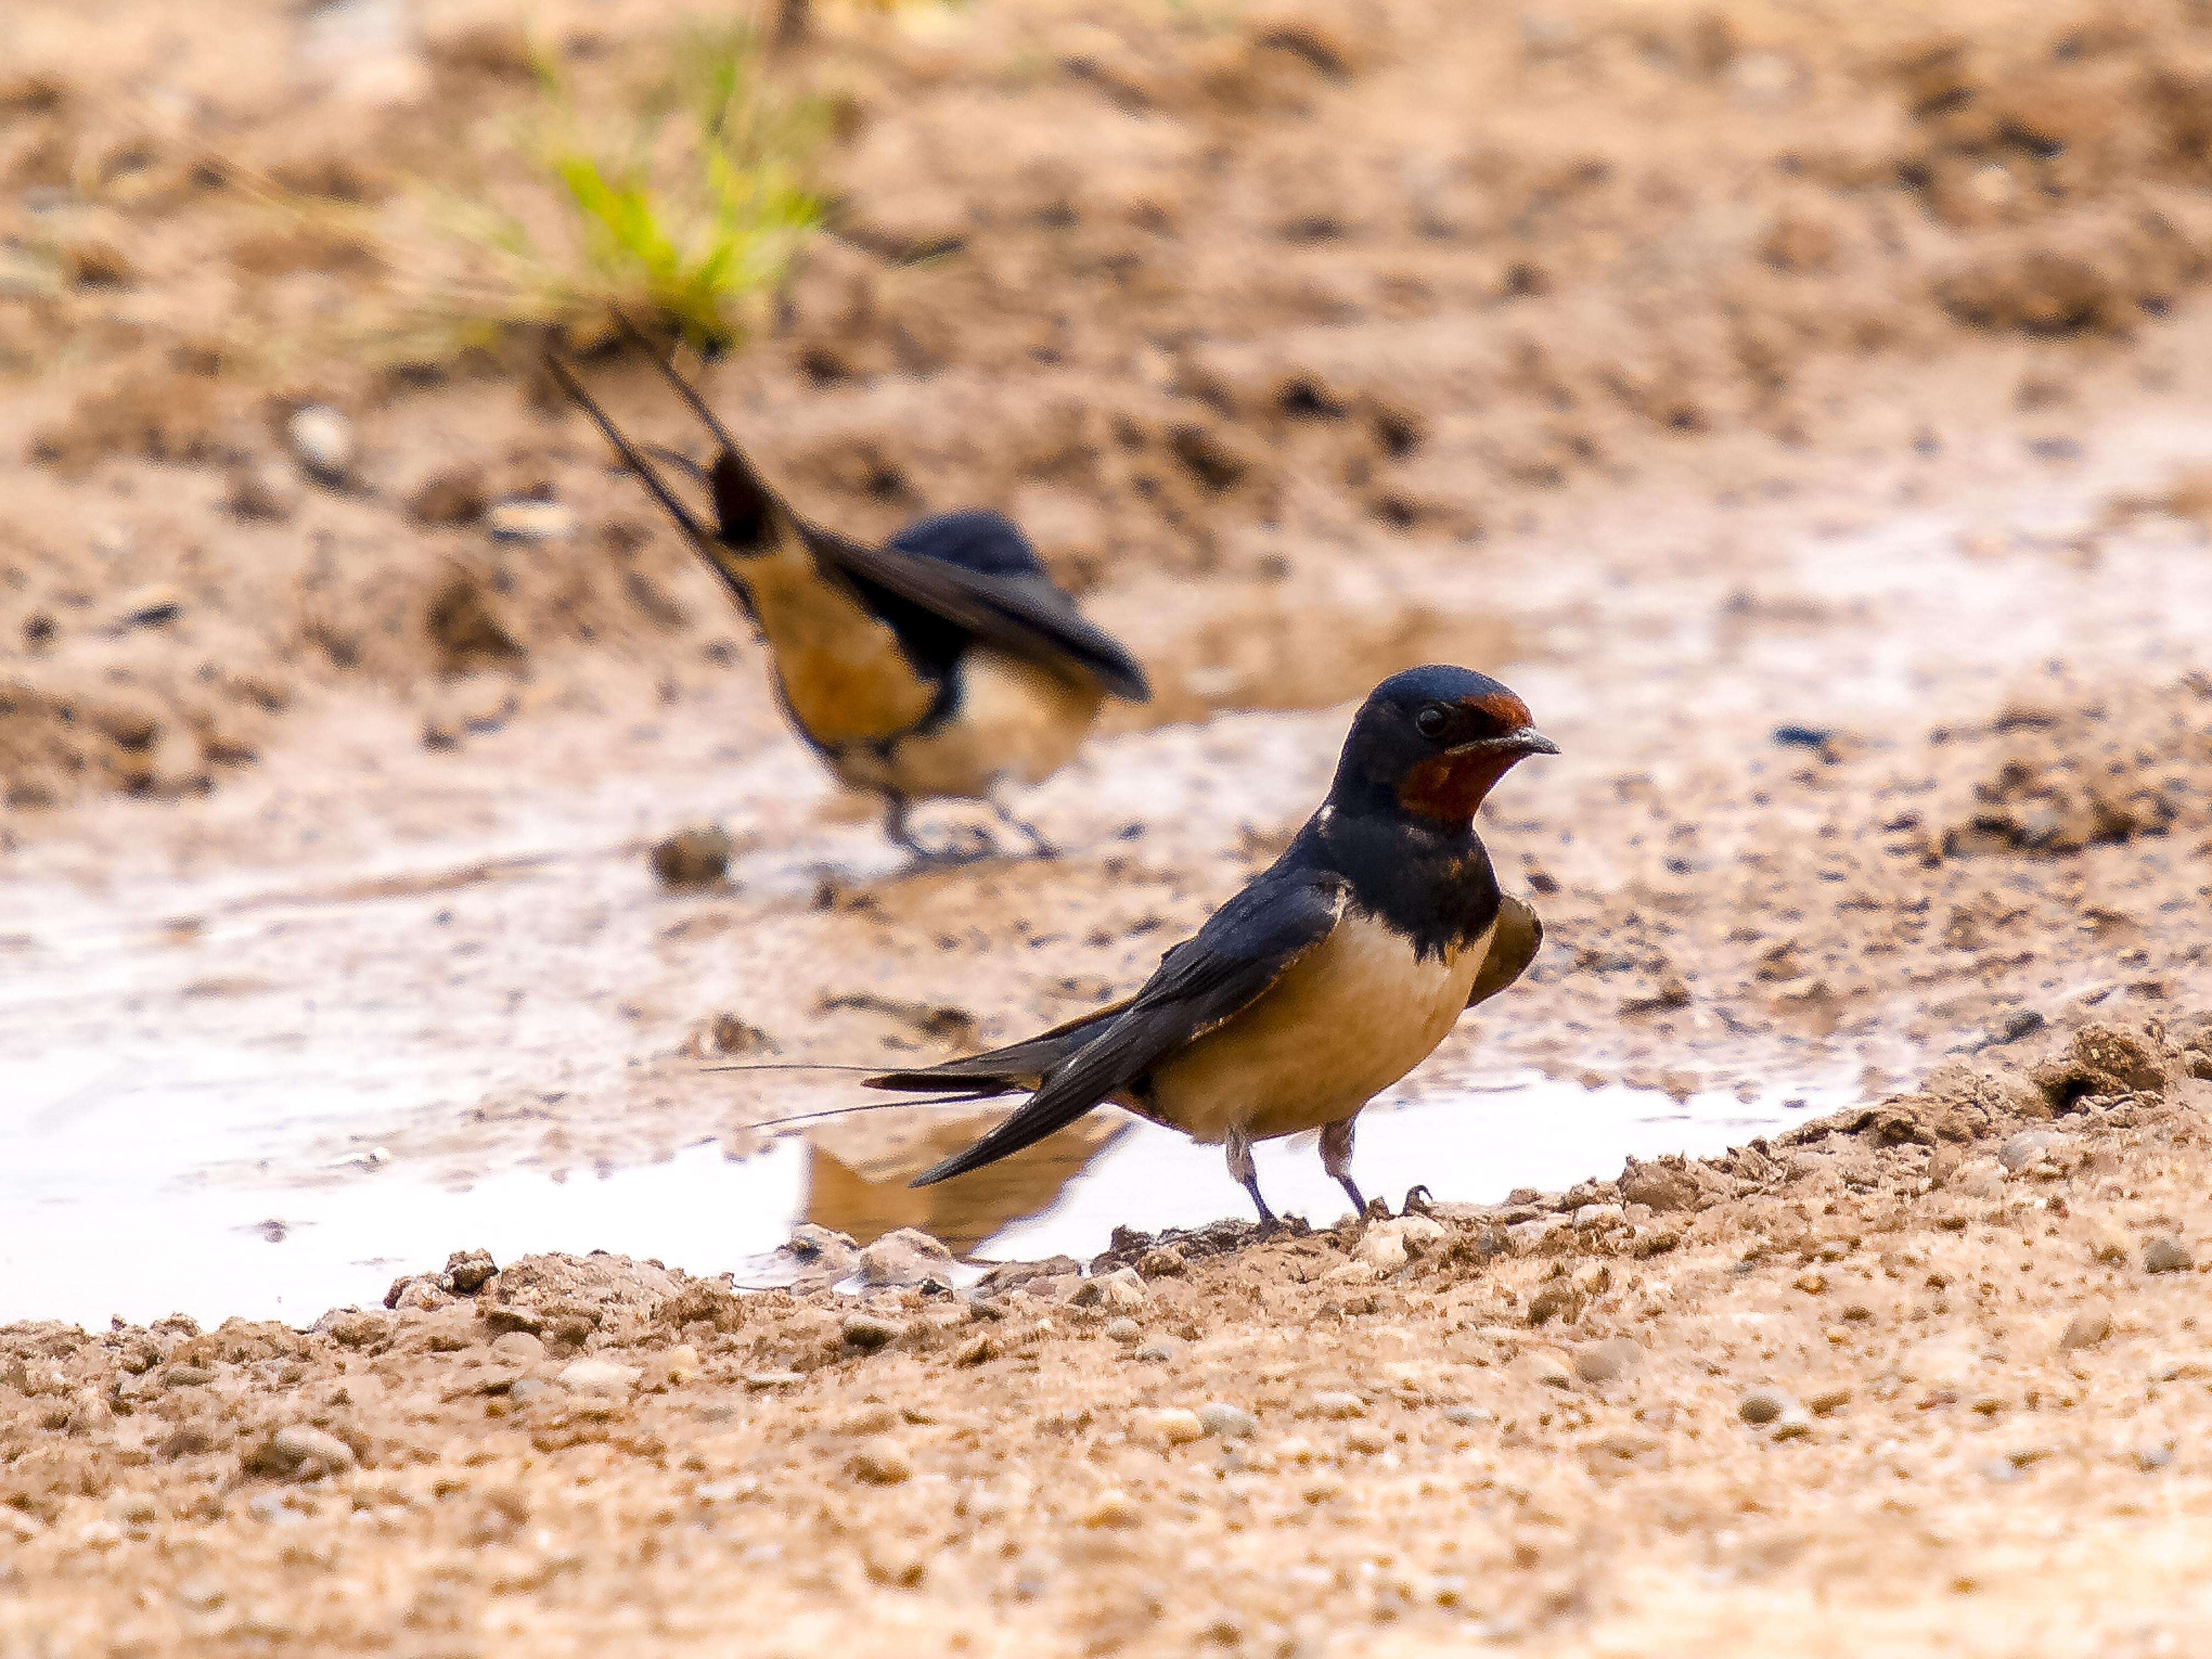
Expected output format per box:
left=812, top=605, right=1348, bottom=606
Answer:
left=1415, top=704, right=1449, bottom=739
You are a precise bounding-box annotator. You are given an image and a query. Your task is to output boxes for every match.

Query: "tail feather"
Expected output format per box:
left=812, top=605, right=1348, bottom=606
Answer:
left=910, top=1092, right=1102, bottom=1187
left=864, top=1001, right=1128, bottom=1096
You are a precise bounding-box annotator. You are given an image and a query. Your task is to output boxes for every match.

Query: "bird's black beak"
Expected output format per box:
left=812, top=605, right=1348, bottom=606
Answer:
left=1452, top=726, right=1560, bottom=759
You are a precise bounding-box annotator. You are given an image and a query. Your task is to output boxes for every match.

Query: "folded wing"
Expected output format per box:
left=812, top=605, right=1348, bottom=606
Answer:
left=1467, top=893, right=1543, bottom=1008
left=906, top=870, right=1346, bottom=1187
left=816, top=518, right=1150, bottom=702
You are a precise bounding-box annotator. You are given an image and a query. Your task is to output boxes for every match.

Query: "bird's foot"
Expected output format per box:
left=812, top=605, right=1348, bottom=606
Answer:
left=888, top=816, right=997, bottom=869
left=989, top=802, right=1059, bottom=861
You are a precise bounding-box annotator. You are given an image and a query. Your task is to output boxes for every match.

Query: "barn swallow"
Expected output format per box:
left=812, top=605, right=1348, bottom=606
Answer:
left=867, top=665, right=1555, bottom=1221
left=544, top=334, right=1149, bottom=862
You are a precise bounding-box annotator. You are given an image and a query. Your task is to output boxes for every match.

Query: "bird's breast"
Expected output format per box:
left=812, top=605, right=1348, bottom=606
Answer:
left=745, top=551, right=938, bottom=750
left=1143, top=909, right=1494, bottom=1145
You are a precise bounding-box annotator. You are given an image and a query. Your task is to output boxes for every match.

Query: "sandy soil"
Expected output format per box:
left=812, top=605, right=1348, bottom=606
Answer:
left=10, top=0, right=2212, bottom=1650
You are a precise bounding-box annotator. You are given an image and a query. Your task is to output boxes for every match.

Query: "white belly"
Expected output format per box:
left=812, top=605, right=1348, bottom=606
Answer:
left=1143, top=911, right=1493, bottom=1144
left=830, top=647, right=1103, bottom=802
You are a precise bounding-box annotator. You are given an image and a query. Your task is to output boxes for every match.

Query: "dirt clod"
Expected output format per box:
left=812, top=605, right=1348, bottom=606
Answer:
left=650, top=826, right=735, bottom=889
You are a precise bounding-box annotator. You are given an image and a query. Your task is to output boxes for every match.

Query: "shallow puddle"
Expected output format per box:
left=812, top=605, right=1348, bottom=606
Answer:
left=1, top=1047, right=1843, bottom=1327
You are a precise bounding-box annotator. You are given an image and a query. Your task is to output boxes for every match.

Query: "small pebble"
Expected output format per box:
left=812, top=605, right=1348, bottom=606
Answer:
left=841, top=1313, right=906, bottom=1353
left=1770, top=1413, right=1814, bottom=1442
left=486, top=496, right=579, bottom=543
left=1311, top=1390, right=1364, bottom=1420
left=1739, top=1386, right=1794, bottom=1426
left=2136, top=1444, right=2175, bottom=1472
left=2145, top=1237, right=2193, bottom=1275
left=1082, top=1489, right=1141, bottom=1528
left=1093, top=1266, right=1148, bottom=1309
left=1998, top=1130, right=2058, bottom=1173
left=249, top=1425, right=356, bottom=1482
left=1137, top=1407, right=1205, bottom=1447
left=1510, top=1216, right=1566, bottom=1248
left=287, top=404, right=355, bottom=483
left=116, top=584, right=183, bottom=630
left=858, top=1228, right=955, bottom=1289
left=1353, top=1228, right=1409, bottom=1273
left=1442, top=1404, right=1494, bottom=1427
left=651, top=826, right=734, bottom=889
left=847, top=1438, right=912, bottom=1486
left=2059, top=1308, right=2112, bottom=1350
left=1198, top=1402, right=1258, bottom=1440
left=1808, top=1385, right=1853, bottom=1416
left=1103, top=1317, right=1143, bottom=1346
left=557, top=1358, right=640, bottom=1393
left=1572, top=1336, right=1640, bottom=1385
left=1522, top=1349, right=1575, bottom=1390
left=1134, top=1338, right=1178, bottom=1363
left=1345, top=1425, right=1390, bottom=1454
left=443, top=1249, right=498, bottom=1295
left=1137, top=1247, right=1186, bottom=1278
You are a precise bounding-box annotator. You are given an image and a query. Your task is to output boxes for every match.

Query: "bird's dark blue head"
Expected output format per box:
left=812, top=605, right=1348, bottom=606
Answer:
left=1328, top=665, right=1558, bottom=825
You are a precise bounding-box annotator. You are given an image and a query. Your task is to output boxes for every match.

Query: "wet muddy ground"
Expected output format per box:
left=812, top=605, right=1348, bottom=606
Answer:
left=9, top=0, right=2212, bottom=1650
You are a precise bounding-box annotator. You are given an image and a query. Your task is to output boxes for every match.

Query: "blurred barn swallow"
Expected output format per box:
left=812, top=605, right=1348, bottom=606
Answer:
left=544, top=334, right=1149, bottom=862
left=868, top=665, right=1556, bottom=1220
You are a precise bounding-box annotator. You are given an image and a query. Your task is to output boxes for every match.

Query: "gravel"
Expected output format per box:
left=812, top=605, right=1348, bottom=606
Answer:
left=2144, top=1237, right=2193, bottom=1274
left=557, top=1358, right=640, bottom=1393
left=651, top=826, right=736, bottom=888
left=1138, top=1408, right=1205, bottom=1447
left=1572, top=1336, right=1641, bottom=1384
left=1198, top=1402, right=1259, bottom=1440
left=2059, top=1308, right=2113, bottom=1350
left=244, top=1425, right=356, bottom=1482
left=1739, top=1386, right=1795, bottom=1426
left=847, top=1438, right=912, bottom=1486
left=841, top=1313, right=907, bottom=1353
left=287, top=405, right=355, bottom=483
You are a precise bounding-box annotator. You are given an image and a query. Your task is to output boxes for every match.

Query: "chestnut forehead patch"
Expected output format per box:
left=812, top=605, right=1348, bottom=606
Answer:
left=1469, top=691, right=1532, bottom=729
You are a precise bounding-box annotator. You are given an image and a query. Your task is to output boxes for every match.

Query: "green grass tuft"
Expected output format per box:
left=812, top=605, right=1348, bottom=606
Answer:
left=409, top=22, right=826, bottom=354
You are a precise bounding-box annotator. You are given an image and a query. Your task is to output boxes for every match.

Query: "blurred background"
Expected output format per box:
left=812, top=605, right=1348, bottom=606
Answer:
left=5, top=0, right=2212, bottom=1325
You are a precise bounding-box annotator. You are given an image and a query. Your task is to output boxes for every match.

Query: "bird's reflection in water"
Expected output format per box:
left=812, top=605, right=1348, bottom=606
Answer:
left=802, top=1105, right=1125, bottom=1255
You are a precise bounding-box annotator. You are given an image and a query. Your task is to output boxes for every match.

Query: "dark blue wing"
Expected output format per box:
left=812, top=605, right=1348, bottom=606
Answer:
left=889, top=511, right=1044, bottom=577
left=910, top=866, right=1346, bottom=1186
left=819, top=512, right=1150, bottom=703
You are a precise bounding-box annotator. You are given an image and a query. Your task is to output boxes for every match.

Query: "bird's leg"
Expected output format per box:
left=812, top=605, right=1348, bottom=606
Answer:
left=883, top=794, right=989, bottom=867
left=988, top=796, right=1057, bottom=860
left=1319, top=1117, right=1369, bottom=1218
left=1224, top=1125, right=1276, bottom=1227
left=883, top=793, right=925, bottom=859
